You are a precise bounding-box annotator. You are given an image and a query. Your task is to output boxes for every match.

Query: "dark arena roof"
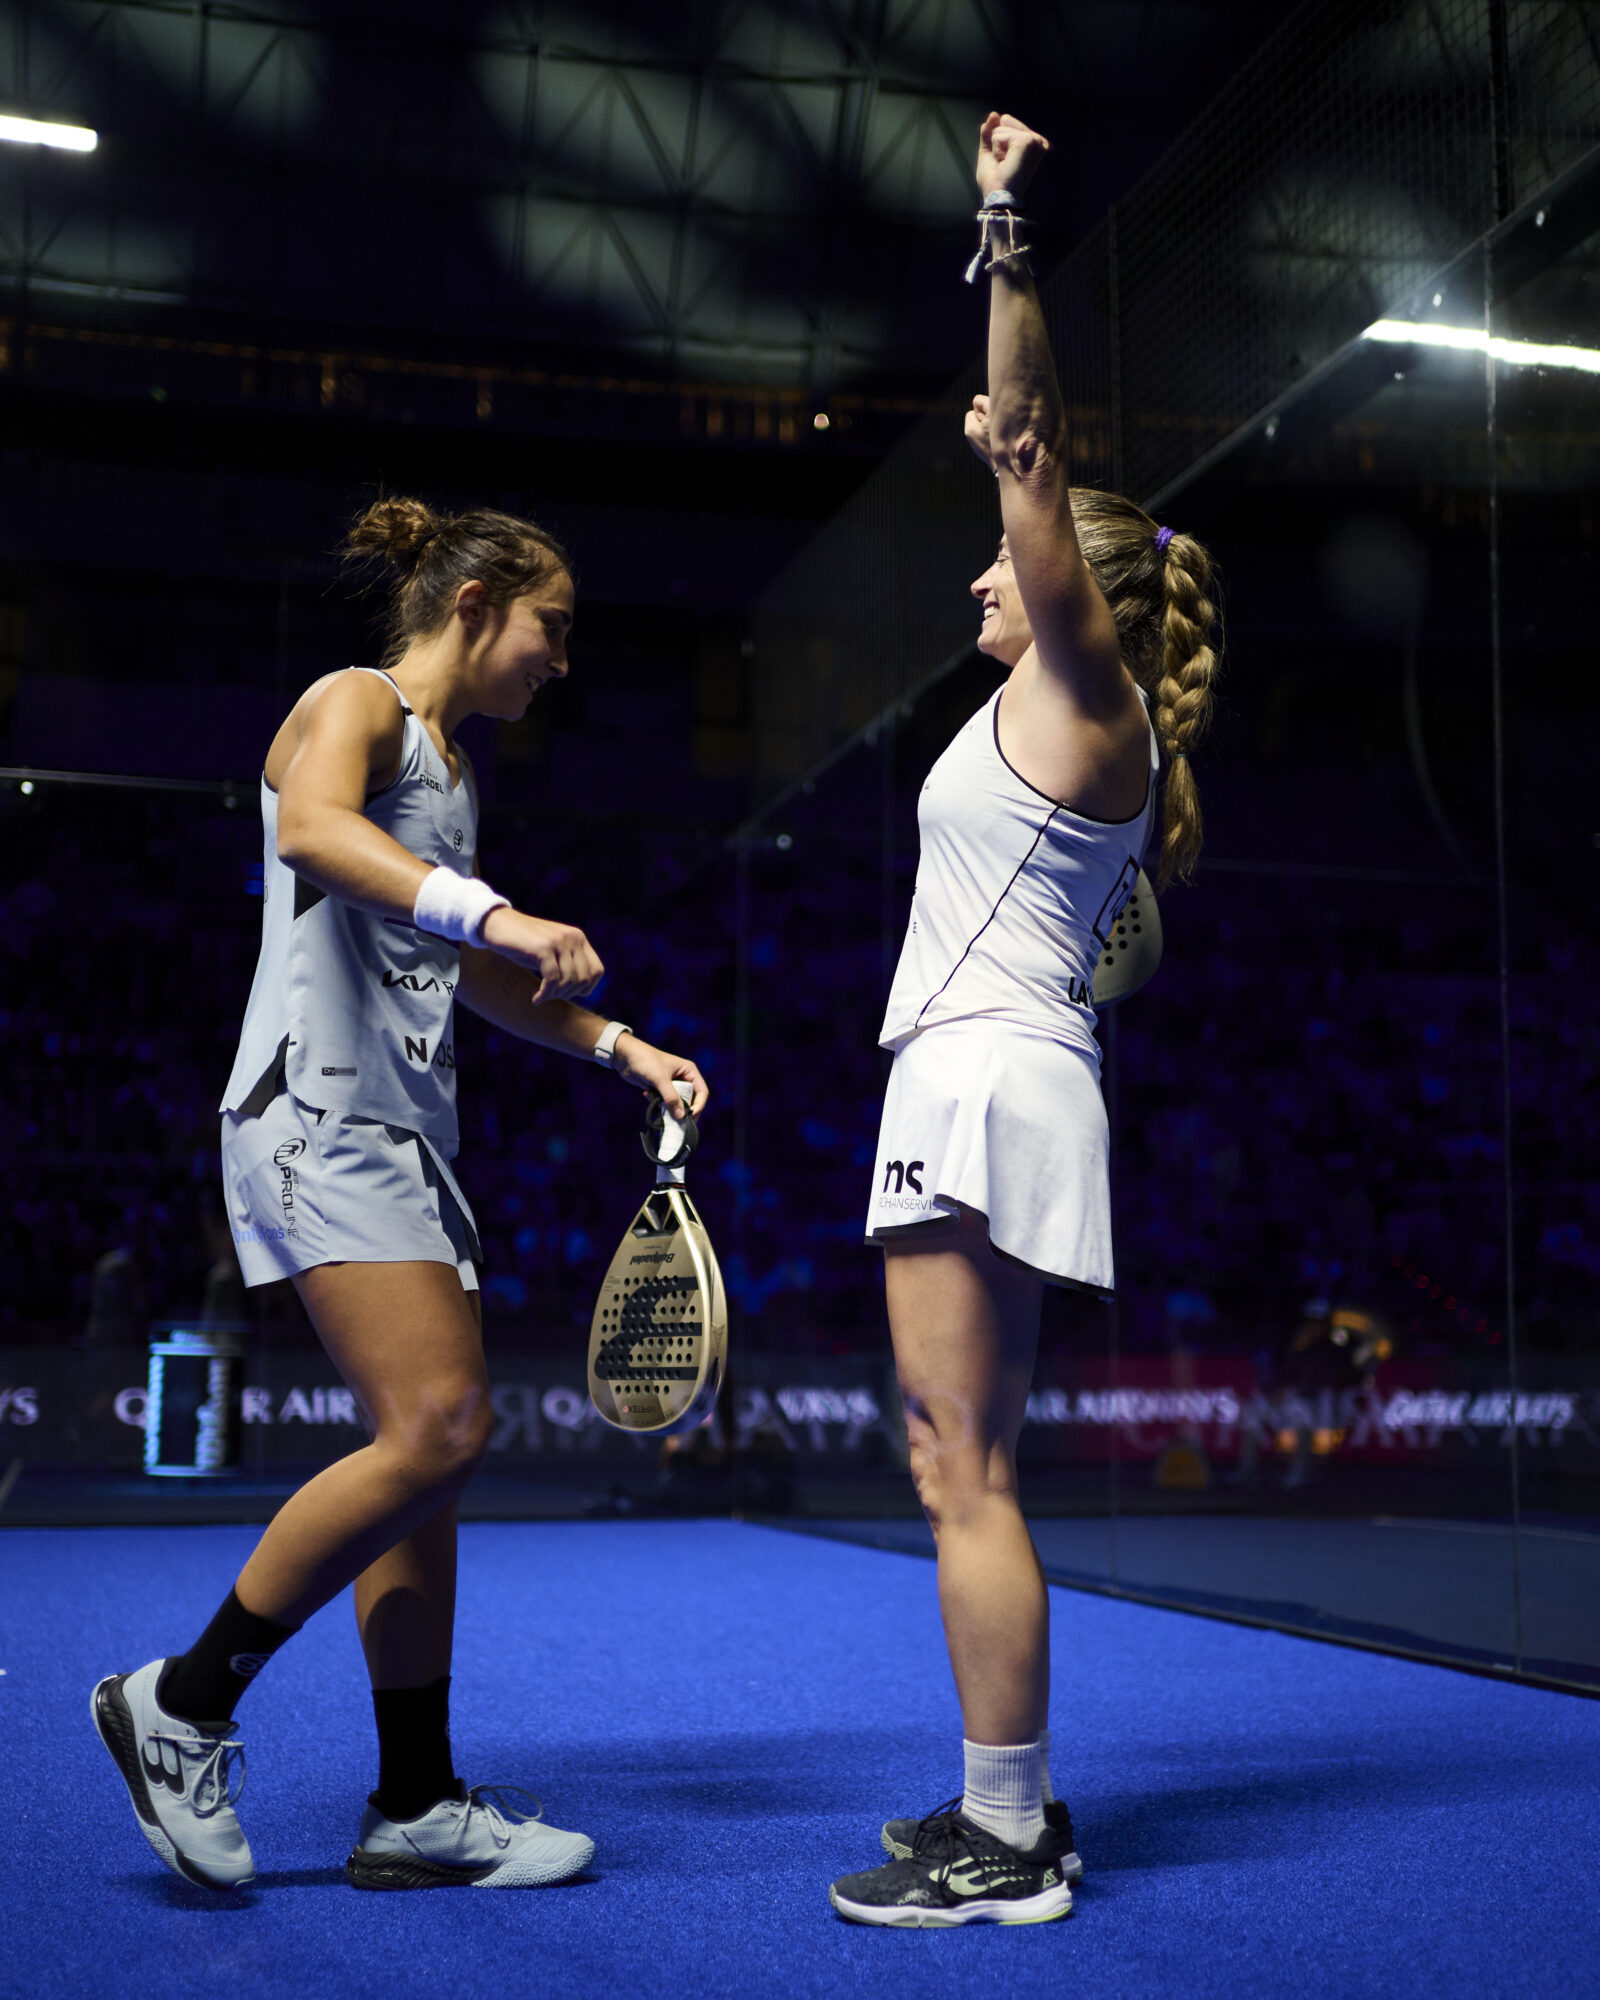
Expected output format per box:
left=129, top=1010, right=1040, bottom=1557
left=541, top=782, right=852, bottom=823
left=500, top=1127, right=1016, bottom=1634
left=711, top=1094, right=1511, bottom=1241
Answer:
left=2, top=0, right=1289, bottom=408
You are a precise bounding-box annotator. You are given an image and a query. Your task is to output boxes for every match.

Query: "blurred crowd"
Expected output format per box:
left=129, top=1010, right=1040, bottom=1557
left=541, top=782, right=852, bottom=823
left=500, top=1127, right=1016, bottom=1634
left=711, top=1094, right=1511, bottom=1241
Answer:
left=3, top=784, right=1594, bottom=1362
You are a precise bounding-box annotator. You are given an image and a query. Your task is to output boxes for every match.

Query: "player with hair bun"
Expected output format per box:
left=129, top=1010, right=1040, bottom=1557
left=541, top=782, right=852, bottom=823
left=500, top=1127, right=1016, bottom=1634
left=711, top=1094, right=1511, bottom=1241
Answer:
left=93, top=495, right=706, bottom=1893
left=829, top=114, right=1218, bottom=1929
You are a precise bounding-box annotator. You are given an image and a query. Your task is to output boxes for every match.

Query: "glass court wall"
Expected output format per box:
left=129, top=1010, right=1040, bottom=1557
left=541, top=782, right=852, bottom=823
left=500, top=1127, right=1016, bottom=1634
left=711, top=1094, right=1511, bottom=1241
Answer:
left=3, top=0, right=1597, bottom=1696
left=729, top=0, right=1600, bottom=1692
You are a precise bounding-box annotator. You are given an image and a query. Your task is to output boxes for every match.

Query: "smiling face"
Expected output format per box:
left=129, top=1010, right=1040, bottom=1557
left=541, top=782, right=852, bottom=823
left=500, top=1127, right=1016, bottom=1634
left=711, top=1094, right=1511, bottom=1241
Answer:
left=970, top=537, right=1033, bottom=666
left=465, top=572, right=575, bottom=720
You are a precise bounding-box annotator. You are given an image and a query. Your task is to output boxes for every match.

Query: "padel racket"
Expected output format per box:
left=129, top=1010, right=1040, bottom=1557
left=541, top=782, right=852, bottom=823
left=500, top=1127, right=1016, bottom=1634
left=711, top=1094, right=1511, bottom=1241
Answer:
left=1092, top=867, right=1163, bottom=1007
left=587, top=1080, right=727, bottom=1437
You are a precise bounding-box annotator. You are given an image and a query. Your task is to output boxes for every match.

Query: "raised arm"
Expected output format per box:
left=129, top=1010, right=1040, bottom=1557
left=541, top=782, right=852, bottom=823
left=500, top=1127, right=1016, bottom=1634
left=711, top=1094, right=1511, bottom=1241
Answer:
left=975, top=113, right=1126, bottom=720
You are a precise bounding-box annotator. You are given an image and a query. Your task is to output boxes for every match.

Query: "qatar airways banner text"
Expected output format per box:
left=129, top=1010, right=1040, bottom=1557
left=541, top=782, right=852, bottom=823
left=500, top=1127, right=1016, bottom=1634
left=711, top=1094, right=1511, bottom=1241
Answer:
left=0, top=1349, right=1594, bottom=1470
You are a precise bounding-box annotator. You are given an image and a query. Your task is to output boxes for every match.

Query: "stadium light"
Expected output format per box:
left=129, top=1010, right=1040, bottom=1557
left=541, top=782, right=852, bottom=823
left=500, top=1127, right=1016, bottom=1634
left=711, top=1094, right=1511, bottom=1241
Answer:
left=0, top=112, right=98, bottom=153
left=1363, top=319, right=1600, bottom=375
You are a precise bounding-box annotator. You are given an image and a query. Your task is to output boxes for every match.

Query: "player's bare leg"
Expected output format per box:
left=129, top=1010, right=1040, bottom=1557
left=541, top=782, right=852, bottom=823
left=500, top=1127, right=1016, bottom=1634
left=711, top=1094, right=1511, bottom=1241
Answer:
left=235, top=1262, right=489, bottom=1630
left=884, top=1214, right=1048, bottom=1747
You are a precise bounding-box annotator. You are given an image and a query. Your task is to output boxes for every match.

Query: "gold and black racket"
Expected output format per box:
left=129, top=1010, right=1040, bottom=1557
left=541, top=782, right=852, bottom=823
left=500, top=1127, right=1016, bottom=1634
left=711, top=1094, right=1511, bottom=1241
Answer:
left=587, top=1081, right=728, bottom=1437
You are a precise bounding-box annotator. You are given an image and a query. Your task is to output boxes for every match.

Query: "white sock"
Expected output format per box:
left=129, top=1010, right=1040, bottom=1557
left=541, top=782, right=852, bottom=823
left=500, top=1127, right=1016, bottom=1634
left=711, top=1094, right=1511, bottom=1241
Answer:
left=960, top=1738, right=1046, bottom=1852
left=1039, top=1727, right=1057, bottom=1805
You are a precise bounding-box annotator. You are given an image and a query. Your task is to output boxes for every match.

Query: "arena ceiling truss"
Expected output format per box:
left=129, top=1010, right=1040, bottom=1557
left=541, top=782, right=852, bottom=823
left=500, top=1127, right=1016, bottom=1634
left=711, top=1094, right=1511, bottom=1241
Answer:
left=0, top=0, right=1287, bottom=395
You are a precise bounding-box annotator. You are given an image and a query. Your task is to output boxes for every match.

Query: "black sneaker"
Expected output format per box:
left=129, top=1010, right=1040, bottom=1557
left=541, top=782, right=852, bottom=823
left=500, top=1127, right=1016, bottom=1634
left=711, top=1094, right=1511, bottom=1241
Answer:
left=881, top=1794, right=1082, bottom=1880
left=829, top=1807, right=1074, bottom=1929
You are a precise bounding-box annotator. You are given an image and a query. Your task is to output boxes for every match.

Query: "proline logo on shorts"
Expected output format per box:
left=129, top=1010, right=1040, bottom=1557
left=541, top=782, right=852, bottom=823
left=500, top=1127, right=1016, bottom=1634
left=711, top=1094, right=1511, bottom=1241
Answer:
left=273, top=1142, right=303, bottom=1238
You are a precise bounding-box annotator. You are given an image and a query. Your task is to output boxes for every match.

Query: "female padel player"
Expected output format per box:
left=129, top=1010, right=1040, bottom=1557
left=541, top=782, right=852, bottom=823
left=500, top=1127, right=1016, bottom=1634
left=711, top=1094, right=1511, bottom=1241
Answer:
left=828, top=114, right=1219, bottom=1928
left=94, top=497, right=707, bottom=1892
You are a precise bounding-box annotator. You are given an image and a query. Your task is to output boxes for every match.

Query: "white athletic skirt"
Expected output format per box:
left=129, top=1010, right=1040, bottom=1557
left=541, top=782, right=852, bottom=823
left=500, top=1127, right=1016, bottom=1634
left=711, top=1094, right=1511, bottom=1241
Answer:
left=221, top=1090, right=481, bottom=1292
left=864, top=1021, right=1113, bottom=1296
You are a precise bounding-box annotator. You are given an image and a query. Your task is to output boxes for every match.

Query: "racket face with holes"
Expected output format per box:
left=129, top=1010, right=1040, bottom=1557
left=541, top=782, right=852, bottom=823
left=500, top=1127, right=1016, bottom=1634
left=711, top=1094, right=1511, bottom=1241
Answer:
left=1092, top=867, right=1164, bottom=1007
left=587, top=1186, right=728, bottom=1436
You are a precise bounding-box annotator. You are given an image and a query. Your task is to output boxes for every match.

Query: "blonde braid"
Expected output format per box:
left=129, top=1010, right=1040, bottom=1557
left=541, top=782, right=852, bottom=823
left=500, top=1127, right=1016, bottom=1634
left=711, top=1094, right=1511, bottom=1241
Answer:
left=1067, top=488, right=1222, bottom=888
left=1151, top=532, right=1218, bottom=889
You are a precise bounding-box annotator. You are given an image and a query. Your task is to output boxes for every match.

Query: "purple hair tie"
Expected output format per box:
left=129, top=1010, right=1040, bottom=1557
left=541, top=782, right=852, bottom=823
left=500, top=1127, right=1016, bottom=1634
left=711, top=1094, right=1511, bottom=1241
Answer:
left=1154, top=525, right=1175, bottom=553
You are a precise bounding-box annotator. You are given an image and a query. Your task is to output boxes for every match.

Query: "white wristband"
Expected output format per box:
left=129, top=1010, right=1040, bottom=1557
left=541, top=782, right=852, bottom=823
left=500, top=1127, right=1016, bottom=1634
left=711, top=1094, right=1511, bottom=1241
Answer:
left=592, top=1020, right=633, bottom=1067
left=412, top=865, right=510, bottom=946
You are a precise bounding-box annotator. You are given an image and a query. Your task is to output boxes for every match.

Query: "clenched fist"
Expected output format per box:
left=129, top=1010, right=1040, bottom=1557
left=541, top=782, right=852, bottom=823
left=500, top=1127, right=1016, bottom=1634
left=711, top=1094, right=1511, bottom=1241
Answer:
left=480, top=907, right=604, bottom=1004
left=976, top=111, right=1050, bottom=204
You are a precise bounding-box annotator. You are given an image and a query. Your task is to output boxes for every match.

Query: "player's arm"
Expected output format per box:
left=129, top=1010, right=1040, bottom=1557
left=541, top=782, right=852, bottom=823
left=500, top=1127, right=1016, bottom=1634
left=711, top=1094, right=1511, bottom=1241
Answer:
left=458, top=908, right=708, bottom=1120
left=276, top=675, right=603, bottom=1005
left=977, top=113, right=1127, bottom=720
left=275, top=671, right=432, bottom=918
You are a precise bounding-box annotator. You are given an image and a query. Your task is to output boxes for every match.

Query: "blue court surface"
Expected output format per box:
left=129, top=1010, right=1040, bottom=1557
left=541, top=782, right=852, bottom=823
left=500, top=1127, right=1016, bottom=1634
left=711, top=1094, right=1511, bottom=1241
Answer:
left=2, top=1518, right=1596, bottom=2000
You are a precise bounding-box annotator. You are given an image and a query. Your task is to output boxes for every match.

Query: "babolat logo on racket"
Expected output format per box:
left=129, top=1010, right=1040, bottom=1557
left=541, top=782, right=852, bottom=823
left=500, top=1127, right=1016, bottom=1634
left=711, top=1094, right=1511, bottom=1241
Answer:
left=628, top=1250, right=675, bottom=1265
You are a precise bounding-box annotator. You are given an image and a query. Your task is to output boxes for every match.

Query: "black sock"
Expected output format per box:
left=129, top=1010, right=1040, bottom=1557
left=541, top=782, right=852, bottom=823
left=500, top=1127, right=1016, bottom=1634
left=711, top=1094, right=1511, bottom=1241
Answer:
left=160, top=1587, right=299, bottom=1727
left=372, top=1676, right=459, bottom=1822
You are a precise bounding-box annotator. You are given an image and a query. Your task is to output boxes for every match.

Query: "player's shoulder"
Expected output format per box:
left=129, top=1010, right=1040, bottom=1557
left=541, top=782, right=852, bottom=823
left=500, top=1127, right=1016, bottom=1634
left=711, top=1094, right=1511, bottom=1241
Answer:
left=265, top=669, right=406, bottom=788
left=295, top=667, right=407, bottom=739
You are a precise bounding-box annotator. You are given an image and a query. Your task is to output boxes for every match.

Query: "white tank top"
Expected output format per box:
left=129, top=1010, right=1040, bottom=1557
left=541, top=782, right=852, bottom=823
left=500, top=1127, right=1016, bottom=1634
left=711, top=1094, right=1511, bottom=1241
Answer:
left=880, top=686, right=1159, bottom=1059
left=220, top=669, right=480, bottom=1152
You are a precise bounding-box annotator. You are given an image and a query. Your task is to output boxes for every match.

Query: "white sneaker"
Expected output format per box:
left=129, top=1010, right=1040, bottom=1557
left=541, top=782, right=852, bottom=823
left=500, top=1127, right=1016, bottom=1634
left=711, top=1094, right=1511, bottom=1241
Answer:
left=92, top=1659, right=254, bottom=1891
left=346, top=1783, right=595, bottom=1890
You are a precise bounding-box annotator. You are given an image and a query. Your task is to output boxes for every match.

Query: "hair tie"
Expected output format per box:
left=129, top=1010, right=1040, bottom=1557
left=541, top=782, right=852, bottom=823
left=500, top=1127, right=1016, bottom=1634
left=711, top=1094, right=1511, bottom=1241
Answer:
left=1154, top=525, right=1175, bottom=553
left=1169, top=749, right=1189, bottom=759
left=410, top=528, right=440, bottom=563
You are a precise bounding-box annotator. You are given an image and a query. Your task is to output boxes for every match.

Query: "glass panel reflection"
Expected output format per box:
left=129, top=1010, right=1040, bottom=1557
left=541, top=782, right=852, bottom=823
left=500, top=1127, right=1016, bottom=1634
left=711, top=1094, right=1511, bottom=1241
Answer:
left=1095, top=240, right=1520, bottom=1671
left=1492, top=205, right=1600, bottom=1685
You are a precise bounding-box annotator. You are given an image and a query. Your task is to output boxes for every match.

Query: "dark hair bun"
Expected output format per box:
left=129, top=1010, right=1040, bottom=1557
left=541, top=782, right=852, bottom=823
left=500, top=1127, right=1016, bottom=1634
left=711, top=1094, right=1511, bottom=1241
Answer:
left=340, top=500, right=570, bottom=667
left=345, top=496, right=443, bottom=566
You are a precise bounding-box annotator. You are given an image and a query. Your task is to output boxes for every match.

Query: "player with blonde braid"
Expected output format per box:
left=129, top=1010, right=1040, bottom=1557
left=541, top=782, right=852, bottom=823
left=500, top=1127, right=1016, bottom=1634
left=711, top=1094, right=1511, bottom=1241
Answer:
left=830, top=113, right=1219, bottom=1929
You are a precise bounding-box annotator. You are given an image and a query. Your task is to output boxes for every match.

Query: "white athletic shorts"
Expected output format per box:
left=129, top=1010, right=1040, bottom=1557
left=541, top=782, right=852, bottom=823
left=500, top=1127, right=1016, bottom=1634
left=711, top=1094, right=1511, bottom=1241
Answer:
left=864, top=1020, right=1114, bottom=1296
left=221, top=1089, right=481, bottom=1292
